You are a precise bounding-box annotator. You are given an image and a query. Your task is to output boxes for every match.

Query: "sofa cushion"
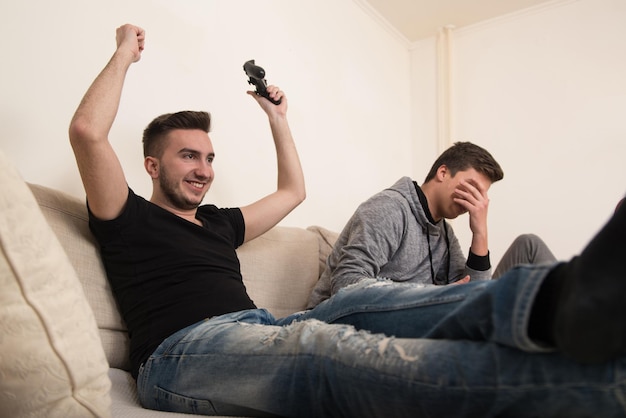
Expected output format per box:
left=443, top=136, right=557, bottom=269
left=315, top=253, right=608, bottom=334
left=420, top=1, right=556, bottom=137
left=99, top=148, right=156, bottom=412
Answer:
left=0, top=150, right=111, bottom=417
left=306, top=225, right=339, bottom=276
left=29, top=183, right=132, bottom=371
left=238, top=226, right=321, bottom=319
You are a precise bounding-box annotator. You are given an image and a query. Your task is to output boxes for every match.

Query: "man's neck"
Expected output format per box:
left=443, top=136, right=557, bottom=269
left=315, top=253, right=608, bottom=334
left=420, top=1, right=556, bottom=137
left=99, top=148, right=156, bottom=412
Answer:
left=150, top=196, right=202, bottom=226
left=415, top=182, right=440, bottom=223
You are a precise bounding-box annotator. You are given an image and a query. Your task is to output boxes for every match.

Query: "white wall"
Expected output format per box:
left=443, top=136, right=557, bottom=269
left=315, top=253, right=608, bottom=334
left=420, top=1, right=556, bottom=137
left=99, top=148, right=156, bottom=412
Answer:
left=3, top=0, right=623, bottom=265
left=411, top=0, right=626, bottom=264
left=0, top=0, right=412, bottom=233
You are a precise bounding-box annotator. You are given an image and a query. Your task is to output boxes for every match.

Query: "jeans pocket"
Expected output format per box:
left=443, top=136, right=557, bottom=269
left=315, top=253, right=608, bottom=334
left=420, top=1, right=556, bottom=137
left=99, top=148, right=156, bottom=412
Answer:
left=151, top=385, right=280, bottom=417
left=152, top=385, right=218, bottom=415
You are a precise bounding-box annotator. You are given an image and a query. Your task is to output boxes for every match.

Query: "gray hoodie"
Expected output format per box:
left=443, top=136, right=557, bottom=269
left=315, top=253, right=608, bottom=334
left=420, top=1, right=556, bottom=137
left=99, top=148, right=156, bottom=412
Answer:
left=307, top=176, right=491, bottom=308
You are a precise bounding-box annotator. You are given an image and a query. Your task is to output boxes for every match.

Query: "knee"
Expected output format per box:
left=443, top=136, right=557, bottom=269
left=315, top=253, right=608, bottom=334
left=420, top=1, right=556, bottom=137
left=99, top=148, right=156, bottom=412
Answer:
left=512, top=233, right=555, bottom=263
left=513, top=233, right=544, bottom=249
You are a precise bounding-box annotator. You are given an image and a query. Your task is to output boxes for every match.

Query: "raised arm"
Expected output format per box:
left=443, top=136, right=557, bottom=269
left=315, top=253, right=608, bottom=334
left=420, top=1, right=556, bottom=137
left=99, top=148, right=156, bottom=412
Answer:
left=240, top=86, right=306, bottom=242
left=68, top=24, right=145, bottom=220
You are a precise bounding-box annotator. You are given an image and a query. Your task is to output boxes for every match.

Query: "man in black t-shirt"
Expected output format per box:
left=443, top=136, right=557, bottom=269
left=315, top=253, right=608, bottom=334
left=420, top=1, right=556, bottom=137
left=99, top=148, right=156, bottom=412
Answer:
left=70, top=22, right=305, bottom=382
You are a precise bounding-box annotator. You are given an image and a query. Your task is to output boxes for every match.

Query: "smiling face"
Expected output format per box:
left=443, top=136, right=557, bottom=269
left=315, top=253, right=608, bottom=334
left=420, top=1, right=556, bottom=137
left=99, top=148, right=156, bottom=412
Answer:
left=145, top=128, right=215, bottom=213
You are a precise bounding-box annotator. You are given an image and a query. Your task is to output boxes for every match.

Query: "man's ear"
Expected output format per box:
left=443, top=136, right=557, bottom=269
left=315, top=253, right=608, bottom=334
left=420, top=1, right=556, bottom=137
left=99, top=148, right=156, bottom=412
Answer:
left=144, top=156, right=159, bottom=179
left=436, top=165, right=448, bottom=181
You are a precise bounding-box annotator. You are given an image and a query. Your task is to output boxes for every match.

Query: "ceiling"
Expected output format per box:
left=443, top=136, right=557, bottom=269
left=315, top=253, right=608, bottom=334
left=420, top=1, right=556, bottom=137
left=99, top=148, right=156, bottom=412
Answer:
left=361, top=0, right=556, bottom=43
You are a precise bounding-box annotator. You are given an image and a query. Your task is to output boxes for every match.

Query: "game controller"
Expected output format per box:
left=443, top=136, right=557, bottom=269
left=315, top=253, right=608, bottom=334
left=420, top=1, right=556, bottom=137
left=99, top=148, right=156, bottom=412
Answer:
left=243, top=59, right=282, bottom=105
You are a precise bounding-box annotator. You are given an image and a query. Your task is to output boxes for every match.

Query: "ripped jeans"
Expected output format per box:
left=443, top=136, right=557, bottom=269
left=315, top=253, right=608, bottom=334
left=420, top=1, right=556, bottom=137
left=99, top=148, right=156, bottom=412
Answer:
left=137, top=265, right=626, bottom=417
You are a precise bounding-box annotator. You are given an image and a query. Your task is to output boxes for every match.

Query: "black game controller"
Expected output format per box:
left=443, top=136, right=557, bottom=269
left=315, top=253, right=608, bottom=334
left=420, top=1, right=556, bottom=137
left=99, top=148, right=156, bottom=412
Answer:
left=243, top=59, right=282, bottom=105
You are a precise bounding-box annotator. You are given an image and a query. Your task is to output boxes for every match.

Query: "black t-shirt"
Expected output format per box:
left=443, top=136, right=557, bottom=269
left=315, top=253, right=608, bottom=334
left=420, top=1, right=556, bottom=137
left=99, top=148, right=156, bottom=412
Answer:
left=88, top=188, right=256, bottom=378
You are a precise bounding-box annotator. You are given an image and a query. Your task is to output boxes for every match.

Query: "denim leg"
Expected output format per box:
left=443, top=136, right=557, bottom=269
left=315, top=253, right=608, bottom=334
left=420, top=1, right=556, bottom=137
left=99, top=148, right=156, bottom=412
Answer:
left=299, top=264, right=555, bottom=353
left=137, top=308, right=626, bottom=417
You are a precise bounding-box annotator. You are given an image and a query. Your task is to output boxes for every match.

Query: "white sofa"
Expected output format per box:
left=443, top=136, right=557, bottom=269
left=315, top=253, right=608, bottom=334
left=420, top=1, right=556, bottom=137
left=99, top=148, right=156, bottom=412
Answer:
left=0, top=149, right=338, bottom=418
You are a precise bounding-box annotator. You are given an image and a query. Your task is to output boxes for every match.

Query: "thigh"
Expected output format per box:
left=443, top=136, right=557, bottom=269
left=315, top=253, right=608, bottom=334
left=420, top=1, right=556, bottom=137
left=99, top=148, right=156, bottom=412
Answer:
left=138, top=310, right=626, bottom=418
left=138, top=308, right=487, bottom=417
left=299, top=267, right=555, bottom=353
left=139, top=310, right=396, bottom=416
left=299, top=278, right=490, bottom=338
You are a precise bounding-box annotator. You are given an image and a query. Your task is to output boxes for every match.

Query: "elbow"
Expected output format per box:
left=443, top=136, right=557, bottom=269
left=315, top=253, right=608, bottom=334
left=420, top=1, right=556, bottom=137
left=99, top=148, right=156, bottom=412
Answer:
left=274, top=184, right=306, bottom=213
left=298, top=178, right=307, bottom=203
left=287, top=190, right=306, bottom=212
left=286, top=188, right=305, bottom=214
left=296, top=188, right=306, bottom=205
left=68, top=118, right=87, bottom=146
left=288, top=183, right=306, bottom=207
left=68, top=116, right=97, bottom=148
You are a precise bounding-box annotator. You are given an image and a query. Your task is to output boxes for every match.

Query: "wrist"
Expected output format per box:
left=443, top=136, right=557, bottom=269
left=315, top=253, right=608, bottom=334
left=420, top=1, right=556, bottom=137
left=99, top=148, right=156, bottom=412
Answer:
left=112, top=48, right=138, bottom=66
left=268, top=113, right=288, bottom=127
left=470, top=235, right=488, bottom=256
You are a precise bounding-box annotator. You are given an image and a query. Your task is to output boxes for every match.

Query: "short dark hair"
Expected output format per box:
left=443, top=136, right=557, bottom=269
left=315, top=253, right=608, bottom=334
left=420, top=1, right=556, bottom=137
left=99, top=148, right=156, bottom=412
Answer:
left=142, top=111, right=211, bottom=158
left=424, top=141, right=504, bottom=183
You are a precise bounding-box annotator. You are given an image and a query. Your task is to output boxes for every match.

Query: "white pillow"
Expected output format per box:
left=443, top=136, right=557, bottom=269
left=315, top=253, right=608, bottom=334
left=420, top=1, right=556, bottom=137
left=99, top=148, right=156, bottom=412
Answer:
left=0, top=149, right=111, bottom=418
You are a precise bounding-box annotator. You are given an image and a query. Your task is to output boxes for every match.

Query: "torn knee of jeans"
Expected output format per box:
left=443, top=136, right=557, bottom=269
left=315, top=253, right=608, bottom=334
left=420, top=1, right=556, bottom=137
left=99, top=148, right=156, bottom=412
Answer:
left=260, top=319, right=326, bottom=346
left=259, top=319, right=421, bottom=363
left=326, top=324, right=421, bottom=363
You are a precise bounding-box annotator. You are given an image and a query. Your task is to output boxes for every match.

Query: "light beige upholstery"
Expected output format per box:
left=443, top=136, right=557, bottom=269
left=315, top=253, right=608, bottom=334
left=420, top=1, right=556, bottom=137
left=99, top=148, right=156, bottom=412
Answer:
left=31, top=183, right=133, bottom=371
left=0, top=151, right=111, bottom=418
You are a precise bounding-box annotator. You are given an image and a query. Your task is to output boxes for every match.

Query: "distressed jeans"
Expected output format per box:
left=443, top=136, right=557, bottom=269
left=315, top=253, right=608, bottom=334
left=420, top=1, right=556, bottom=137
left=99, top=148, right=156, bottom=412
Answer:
left=137, top=264, right=626, bottom=417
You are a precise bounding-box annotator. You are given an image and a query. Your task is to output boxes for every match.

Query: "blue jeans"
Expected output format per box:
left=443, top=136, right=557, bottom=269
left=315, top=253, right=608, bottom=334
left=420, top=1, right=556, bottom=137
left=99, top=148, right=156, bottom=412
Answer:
left=137, top=264, right=626, bottom=417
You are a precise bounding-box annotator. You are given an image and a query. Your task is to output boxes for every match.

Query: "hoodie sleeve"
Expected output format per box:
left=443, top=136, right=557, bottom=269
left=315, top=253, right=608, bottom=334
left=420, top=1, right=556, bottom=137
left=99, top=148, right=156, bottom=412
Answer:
left=327, top=194, right=407, bottom=295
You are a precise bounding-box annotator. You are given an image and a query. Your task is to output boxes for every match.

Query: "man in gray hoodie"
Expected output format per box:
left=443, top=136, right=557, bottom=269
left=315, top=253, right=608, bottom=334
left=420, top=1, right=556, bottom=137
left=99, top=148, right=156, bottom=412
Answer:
left=308, top=141, right=555, bottom=308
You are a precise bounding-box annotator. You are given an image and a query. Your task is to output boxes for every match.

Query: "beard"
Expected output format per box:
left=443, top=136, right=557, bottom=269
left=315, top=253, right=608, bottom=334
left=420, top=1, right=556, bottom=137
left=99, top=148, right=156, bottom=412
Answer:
left=159, top=165, right=206, bottom=210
